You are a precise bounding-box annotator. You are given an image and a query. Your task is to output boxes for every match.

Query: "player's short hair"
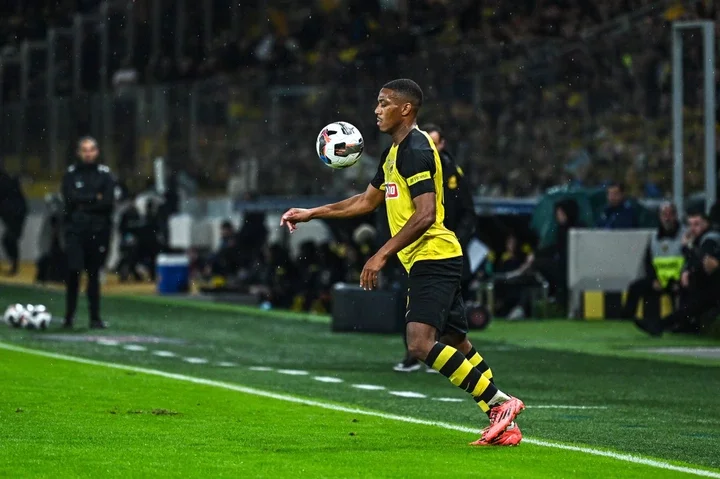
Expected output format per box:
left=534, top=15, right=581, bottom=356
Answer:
left=421, top=123, right=443, bottom=139
left=383, top=79, right=423, bottom=108
left=77, top=136, right=98, bottom=149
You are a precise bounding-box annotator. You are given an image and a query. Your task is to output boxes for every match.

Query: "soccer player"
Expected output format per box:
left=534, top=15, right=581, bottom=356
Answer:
left=393, top=122, right=477, bottom=373
left=281, top=79, right=524, bottom=446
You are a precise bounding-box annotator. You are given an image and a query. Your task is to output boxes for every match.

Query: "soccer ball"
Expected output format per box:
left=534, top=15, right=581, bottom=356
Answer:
left=316, top=122, right=364, bottom=169
left=3, top=304, right=26, bottom=328
left=23, top=304, right=52, bottom=330
left=28, top=305, right=52, bottom=330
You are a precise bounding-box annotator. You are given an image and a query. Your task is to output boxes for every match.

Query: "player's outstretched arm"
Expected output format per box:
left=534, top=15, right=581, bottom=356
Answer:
left=280, top=183, right=384, bottom=233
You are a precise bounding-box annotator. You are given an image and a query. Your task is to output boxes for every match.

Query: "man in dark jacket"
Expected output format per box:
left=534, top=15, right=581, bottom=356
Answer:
left=596, top=182, right=638, bottom=229
left=622, top=202, right=685, bottom=320
left=636, top=210, right=720, bottom=336
left=0, top=168, right=27, bottom=275
left=423, top=124, right=477, bottom=295
left=61, top=137, right=117, bottom=329
left=422, top=125, right=476, bottom=247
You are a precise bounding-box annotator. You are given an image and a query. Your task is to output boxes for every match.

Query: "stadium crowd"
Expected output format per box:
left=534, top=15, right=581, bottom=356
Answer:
left=2, top=0, right=719, bottom=197
left=1, top=1, right=720, bottom=333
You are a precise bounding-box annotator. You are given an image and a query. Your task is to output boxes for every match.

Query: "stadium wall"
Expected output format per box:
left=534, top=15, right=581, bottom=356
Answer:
left=568, top=229, right=653, bottom=318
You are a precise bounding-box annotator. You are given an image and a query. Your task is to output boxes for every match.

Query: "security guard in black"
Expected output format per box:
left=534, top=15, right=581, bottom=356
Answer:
left=61, top=137, right=116, bottom=329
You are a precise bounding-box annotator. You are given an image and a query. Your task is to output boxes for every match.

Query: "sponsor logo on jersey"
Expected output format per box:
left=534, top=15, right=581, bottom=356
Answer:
left=385, top=182, right=399, bottom=199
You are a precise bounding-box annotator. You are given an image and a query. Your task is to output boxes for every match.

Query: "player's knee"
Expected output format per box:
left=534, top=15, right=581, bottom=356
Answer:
left=439, top=332, right=470, bottom=353
left=406, top=340, right=432, bottom=361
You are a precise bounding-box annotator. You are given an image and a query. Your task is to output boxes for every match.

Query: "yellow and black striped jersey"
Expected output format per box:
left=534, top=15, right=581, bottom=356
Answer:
left=370, top=127, right=462, bottom=272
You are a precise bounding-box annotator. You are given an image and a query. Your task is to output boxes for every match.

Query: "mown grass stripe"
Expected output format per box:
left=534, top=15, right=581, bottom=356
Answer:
left=1, top=341, right=717, bottom=479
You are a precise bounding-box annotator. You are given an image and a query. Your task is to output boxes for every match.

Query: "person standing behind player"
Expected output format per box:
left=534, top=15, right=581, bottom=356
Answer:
left=281, top=79, right=524, bottom=446
left=393, top=123, right=477, bottom=373
left=61, top=137, right=116, bottom=329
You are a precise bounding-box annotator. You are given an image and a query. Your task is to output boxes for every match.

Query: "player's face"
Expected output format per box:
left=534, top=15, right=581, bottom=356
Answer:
left=428, top=131, right=445, bottom=152
left=375, top=89, right=405, bottom=133
left=78, top=140, right=99, bottom=163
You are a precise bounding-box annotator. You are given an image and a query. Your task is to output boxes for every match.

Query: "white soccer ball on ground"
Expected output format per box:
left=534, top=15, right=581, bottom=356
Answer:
left=316, top=121, right=364, bottom=169
left=28, top=305, right=52, bottom=330
left=3, top=304, right=26, bottom=328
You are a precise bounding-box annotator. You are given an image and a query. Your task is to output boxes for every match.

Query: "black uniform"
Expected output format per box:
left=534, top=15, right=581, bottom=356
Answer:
left=439, top=150, right=476, bottom=246
left=0, top=169, right=27, bottom=275
left=61, top=161, right=116, bottom=327
left=438, top=150, right=476, bottom=297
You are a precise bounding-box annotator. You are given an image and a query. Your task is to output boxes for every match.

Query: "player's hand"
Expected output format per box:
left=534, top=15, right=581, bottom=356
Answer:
left=360, top=253, right=387, bottom=291
left=280, top=208, right=312, bottom=233
left=680, top=271, right=690, bottom=288
left=652, top=280, right=662, bottom=291
left=702, top=255, right=719, bottom=274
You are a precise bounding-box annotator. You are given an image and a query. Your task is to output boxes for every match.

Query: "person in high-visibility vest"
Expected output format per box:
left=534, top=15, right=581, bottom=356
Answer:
left=621, top=202, right=686, bottom=320
left=636, top=209, right=720, bottom=336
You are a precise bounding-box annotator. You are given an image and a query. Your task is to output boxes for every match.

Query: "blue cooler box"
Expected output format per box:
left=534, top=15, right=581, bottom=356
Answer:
left=156, top=254, right=190, bottom=294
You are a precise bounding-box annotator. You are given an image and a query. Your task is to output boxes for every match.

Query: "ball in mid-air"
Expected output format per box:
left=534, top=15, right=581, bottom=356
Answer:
left=316, top=122, right=364, bottom=169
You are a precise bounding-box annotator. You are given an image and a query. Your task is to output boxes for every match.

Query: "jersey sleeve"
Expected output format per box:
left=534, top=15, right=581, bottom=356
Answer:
left=370, top=150, right=388, bottom=190
left=398, top=147, right=436, bottom=198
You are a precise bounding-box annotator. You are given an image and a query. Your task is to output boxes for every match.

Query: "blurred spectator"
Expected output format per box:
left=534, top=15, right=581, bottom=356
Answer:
left=494, top=233, right=535, bottom=319
left=2, top=1, right=718, bottom=196
left=0, top=167, right=27, bottom=275
left=596, top=182, right=638, bottom=229
left=621, top=202, right=685, bottom=320
left=532, top=198, right=582, bottom=307
left=35, top=194, right=66, bottom=283
left=236, top=209, right=268, bottom=269
left=636, top=209, right=720, bottom=336
left=116, top=198, right=147, bottom=282
left=205, top=220, right=239, bottom=278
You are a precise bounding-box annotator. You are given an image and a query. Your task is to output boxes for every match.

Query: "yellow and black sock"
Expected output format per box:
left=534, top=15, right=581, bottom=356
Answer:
left=465, top=347, right=494, bottom=383
left=424, top=342, right=498, bottom=412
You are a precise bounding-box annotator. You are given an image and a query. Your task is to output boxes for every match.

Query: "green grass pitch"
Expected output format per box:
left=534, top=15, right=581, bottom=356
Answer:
left=0, top=284, right=719, bottom=478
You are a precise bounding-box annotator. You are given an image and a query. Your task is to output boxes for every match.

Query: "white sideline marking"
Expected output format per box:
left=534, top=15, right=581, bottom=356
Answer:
left=96, top=339, right=119, bottom=346
left=216, top=362, right=237, bottom=367
left=352, top=384, right=386, bottom=391
left=123, top=345, right=146, bottom=352
left=313, top=376, right=344, bottom=383
left=249, top=366, right=273, bottom=372
left=276, top=369, right=309, bottom=376
left=433, top=397, right=464, bottom=403
left=183, top=357, right=208, bottom=364
left=152, top=350, right=177, bottom=358
left=531, top=405, right=608, bottom=410
left=389, top=391, right=426, bottom=399
left=1, top=342, right=718, bottom=479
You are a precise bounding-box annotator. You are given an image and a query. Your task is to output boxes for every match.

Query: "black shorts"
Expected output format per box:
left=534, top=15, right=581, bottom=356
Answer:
left=406, top=256, right=467, bottom=336
left=66, top=230, right=110, bottom=272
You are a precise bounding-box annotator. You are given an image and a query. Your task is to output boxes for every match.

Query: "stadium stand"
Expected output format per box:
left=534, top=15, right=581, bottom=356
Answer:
left=1, top=0, right=717, bottom=198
